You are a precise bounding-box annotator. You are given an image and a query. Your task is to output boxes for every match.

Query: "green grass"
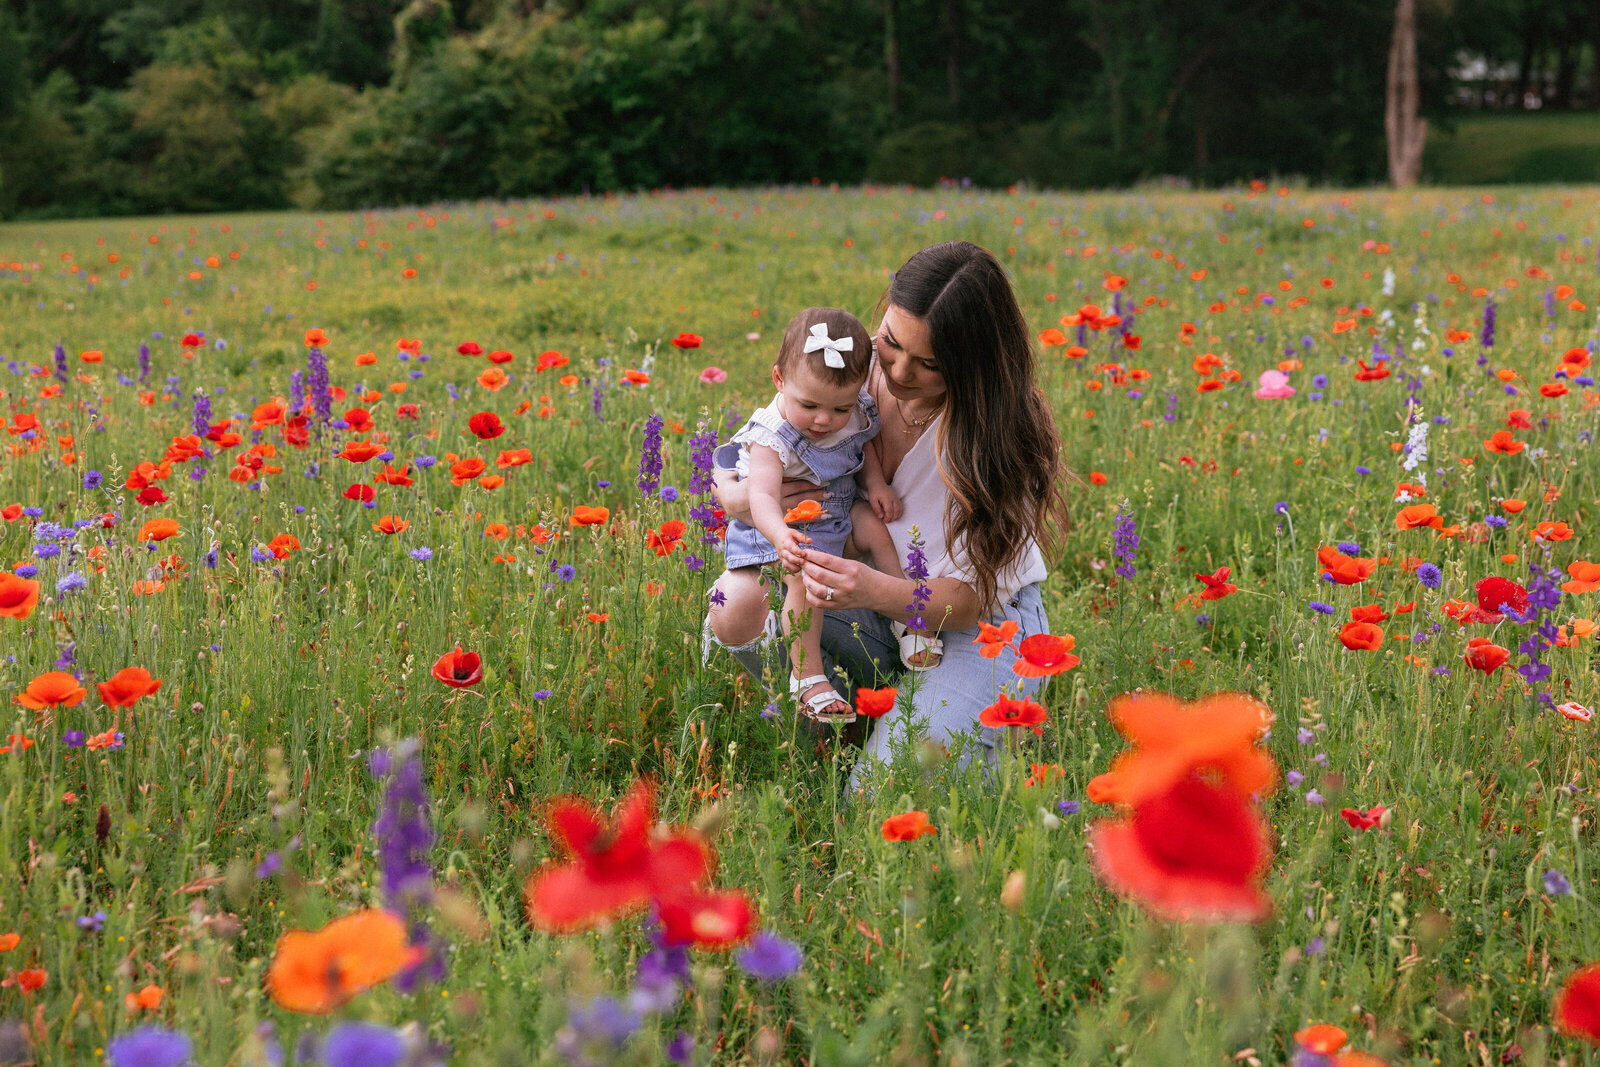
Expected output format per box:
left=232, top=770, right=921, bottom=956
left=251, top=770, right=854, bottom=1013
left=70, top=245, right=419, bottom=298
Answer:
left=0, top=184, right=1598, bottom=1064
left=1425, top=111, right=1600, bottom=184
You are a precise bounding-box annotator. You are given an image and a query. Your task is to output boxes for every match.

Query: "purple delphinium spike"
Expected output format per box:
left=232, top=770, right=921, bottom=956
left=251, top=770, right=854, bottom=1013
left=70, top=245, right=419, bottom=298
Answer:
left=1112, top=505, right=1139, bottom=579
left=370, top=740, right=447, bottom=990
left=307, top=347, right=332, bottom=425
left=53, top=342, right=67, bottom=384
left=137, top=342, right=151, bottom=383
left=638, top=413, right=665, bottom=497
left=905, top=527, right=931, bottom=631
left=191, top=391, right=212, bottom=438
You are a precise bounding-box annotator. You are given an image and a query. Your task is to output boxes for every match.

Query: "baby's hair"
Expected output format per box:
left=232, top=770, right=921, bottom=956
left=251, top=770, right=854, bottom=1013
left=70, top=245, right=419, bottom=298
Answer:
left=775, top=307, right=872, bottom=387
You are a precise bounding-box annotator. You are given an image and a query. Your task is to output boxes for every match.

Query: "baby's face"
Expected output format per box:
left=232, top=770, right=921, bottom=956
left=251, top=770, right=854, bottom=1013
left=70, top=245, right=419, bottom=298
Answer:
left=775, top=362, right=861, bottom=440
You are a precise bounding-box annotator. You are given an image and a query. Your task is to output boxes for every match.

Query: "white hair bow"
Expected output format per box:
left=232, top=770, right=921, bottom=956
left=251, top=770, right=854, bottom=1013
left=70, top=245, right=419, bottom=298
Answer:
left=802, top=323, right=853, bottom=368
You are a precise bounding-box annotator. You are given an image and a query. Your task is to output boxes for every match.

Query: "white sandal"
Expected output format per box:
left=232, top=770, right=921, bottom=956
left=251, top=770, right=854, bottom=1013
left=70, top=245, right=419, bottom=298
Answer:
left=790, top=673, right=855, bottom=724
left=892, top=622, right=943, bottom=672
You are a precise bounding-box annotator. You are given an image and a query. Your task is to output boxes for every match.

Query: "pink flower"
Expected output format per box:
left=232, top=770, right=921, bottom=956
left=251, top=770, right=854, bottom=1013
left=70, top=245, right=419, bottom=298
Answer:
left=1253, top=369, right=1296, bottom=399
left=699, top=366, right=728, bottom=384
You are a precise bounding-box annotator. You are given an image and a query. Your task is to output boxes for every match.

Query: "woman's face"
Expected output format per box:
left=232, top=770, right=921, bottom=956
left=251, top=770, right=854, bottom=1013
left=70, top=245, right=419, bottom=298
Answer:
left=874, top=304, right=946, bottom=405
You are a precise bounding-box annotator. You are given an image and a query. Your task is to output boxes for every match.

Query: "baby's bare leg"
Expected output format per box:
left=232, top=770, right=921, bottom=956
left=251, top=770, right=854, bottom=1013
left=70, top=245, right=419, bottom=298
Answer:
left=783, top=570, right=849, bottom=718
left=848, top=501, right=904, bottom=578
left=708, top=566, right=770, bottom=646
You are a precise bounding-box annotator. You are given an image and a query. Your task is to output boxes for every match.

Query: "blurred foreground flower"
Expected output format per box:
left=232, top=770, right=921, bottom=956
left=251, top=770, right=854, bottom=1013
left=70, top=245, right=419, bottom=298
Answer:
left=266, top=909, right=423, bottom=1013
left=1087, top=692, right=1276, bottom=923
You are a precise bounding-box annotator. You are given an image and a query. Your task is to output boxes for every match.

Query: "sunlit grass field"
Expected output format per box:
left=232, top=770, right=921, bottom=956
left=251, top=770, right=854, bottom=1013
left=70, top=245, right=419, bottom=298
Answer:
left=2, top=182, right=1600, bottom=1065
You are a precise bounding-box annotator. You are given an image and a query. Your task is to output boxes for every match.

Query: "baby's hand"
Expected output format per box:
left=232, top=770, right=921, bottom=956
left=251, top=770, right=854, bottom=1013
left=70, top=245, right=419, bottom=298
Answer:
left=776, top=528, right=809, bottom=573
left=868, top=483, right=903, bottom=522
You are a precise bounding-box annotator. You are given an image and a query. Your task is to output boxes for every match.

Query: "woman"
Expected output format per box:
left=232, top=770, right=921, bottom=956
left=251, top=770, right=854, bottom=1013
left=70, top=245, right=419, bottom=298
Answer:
left=707, top=241, right=1065, bottom=766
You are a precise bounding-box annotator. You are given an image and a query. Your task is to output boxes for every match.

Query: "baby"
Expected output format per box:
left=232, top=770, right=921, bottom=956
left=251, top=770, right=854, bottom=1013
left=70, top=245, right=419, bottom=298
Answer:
left=710, top=308, right=935, bottom=723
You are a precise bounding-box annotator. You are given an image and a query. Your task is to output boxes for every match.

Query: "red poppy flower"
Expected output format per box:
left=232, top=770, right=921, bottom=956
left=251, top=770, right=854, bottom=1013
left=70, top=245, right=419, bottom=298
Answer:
left=467, top=411, right=505, bottom=440
left=1294, top=1025, right=1348, bottom=1056
left=571, top=505, right=610, bottom=526
left=371, top=515, right=409, bottom=535
left=1088, top=776, right=1272, bottom=923
left=782, top=500, right=824, bottom=524
left=337, top=440, right=383, bottom=463
left=1353, top=360, right=1391, bottom=381
left=304, top=329, right=328, bottom=348
left=855, top=686, right=897, bottom=718
left=978, top=694, right=1048, bottom=734
left=1556, top=963, right=1600, bottom=1045
left=670, top=333, right=703, bottom=349
left=432, top=646, right=483, bottom=688
left=343, top=483, right=376, bottom=503
left=881, top=811, right=937, bottom=841
left=622, top=370, right=651, bottom=385
left=1338, top=621, right=1384, bottom=651
left=486, top=349, right=515, bottom=365
left=96, top=667, right=162, bottom=708
left=1086, top=692, right=1275, bottom=808
left=1339, top=805, right=1387, bottom=830
left=1533, top=520, right=1574, bottom=543
left=654, top=886, right=757, bottom=949
left=536, top=350, right=570, bottom=372
left=15, top=968, right=46, bottom=994
left=457, top=341, right=483, bottom=356
left=524, top=781, right=712, bottom=932
left=496, top=449, right=533, bottom=469
left=449, top=458, right=486, bottom=486
left=1193, top=567, right=1237, bottom=600
left=1395, top=504, right=1444, bottom=531
left=1476, top=576, right=1529, bottom=618
left=1483, top=430, right=1526, bottom=455
left=1011, top=634, right=1079, bottom=676
left=1350, top=604, right=1389, bottom=624
left=138, top=518, right=180, bottom=542
left=647, top=520, right=687, bottom=556
left=1464, top=637, right=1510, bottom=673
left=135, top=485, right=167, bottom=509
left=971, top=620, right=1019, bottom=658
left=269, top=534, right=301, bottom=558
left=0, top=573, right=40, bottom=620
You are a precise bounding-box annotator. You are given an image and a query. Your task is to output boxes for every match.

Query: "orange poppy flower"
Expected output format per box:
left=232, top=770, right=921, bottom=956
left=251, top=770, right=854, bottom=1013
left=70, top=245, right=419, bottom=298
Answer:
left=1542, top=382, right=1570, bottom=398
left=268, top=533, right=301, bottom=558
left=478, top=475, right=505, bottom=490
left=0, top=573, right=41, bottom=620
left=524, top=780, right=712, bottom=933
left=303, top=329, right=329, bottom=348
left=486, top=349, right=514, bottom=365
left=1086, top=691, right=1275, bottom=808
left=585, top=612, right=609, bottom=623
left=0, top=933, right=17, bottom=952
left=496, top=449, right=533, bottom=469
left=536, top=350, right=570, bottom=372
left=1338, top=621, right=1384, bottom=651
left=124, top=983, right=165, bottom=1012
left=654, top=886, right=757, bottom=949
left=1394, top=503, right=1444, bottom=531
left=15, top=968, right=46, bottom=993
left=266, top=909, right=422, bottom=1014
left=1350, top=604, right=1389, bottom=624
left=371, top=515, right=409, bottom=535
left=782, top=500, right=824, bottom=524
left=881, top=811, right=937, bottom=841
left=373, top=464, right=414, bottom=487
left=1533, top=521, right=1574, bottom=543
left=337, top=440, right=383, bottom=463
left=622, top=370, right=651, bottom=386
left=1295, top=1024, right=1349, bottom=1055
left=431, top=646, right=482, bottom=688
left=138, top=518, right=180, bottom=542
left=477, top=367, right=509, bottom=391
left=96, top=667, right=162, bottom=708
left=130, top=579, right=165, bottom=596
left=1563, top=561, right=1600, bottom=594
left=449, top=458, right=487, bottom=485
left=971, top=620, right=1019, bottom=658
left=1012, top=633, right=1079, bottom=676
left=251, top=402, right=286, bottom=429
left=647, top=520, right=687, bottom=556
left=855, top=686, right=897, bottom=718
left=1483, top=430, right=1526, bottom=455
left=16, top=671, right=89, bottom=710
left=571, top=505, right=610, bottom=526
left=1316, top=545, right=1375, bottom=585
left=1038, top=328, right=1067, bottom=346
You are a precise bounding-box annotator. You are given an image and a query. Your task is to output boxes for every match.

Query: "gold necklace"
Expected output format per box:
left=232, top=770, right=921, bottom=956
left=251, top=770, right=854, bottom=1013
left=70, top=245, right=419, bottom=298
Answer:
left=900, top=401, right=942, bottom=438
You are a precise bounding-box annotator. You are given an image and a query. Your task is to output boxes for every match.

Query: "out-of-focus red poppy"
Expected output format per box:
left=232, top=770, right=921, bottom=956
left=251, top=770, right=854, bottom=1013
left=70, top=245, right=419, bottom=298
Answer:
left=304, top=329, right=329, bottom=348
left=670, top=333, right=703, bottom=349
left=343, top=483, right=376, bottom=503
left=1193, top=567, right=1237, bottom=600
left=1316, top=545, right=1375, bottom=585
left=372, top=515, right=409, bottom=535
left=457, top=341, right=483, bottom=356
left=431, top=646, right=482, bottom=688
left=138, top=518, right=180, bottom=542
left=1464, top=637, right=1510, bottom=673
left=15, top=671, right=89, bottom=710
left=571, top=505, right=610, bottom=526
left=268, top=534, right=301, bottom=558
left=97, top=667, right=161, bottom=708
left=855, top=686, right=897, bottom=718
left=267, top=909, right=421, bottom=1014
left=1395, top=504, right=1444, bottom=531
left=1338, top=621, right=1384, bottom=651
left=654, top=886, right=757, bottom=949
left=486, top=349, right=515, bottom=365
left=881, top=811, right=937, bottom=841
left=1086, top=692, right=1275, bottom=808
left=1339, top=805, right=1387, bottom=830
left=496, top=449, right=533, bottom=469
left=251, top=402, right=286, bottom=429
left=647, top=520, right=687, bottom=556
left=622, top=369, right=651, bottom=385
left=524, top=781, right=712, bottom=932
left=1012, top=633, right=1079, bottom=676
left=972, top=620, right=1019, bottom=658
left=467, top=411, right=505, bottom=439
left=536, top=350, right=569, bottom=372
left=0, top=573, right=41, bottom=620
left=1483, top=430, right=1526, bottom=455
left=1555, top=963, right=1600, bottom=1045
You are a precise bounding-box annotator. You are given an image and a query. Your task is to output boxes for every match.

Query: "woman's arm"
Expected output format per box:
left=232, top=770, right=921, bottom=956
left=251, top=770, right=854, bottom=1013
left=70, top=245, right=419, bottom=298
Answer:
left=798, top=551, right=981, bottom=633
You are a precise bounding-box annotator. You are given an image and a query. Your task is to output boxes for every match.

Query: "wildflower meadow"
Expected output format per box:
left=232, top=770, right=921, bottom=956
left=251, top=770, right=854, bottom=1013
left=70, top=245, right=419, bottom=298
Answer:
left=4, top=183, right=1600, bottom=1066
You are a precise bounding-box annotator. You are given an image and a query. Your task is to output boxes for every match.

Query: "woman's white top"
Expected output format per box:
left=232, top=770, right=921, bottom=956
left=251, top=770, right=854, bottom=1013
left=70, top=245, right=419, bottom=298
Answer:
left=884, top=414, right=1048, bottom=612
left=731, top=395, right=870, bottom=480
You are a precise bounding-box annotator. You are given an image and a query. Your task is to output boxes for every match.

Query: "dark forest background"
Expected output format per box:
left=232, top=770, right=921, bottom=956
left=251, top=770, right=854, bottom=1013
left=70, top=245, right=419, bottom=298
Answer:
left=0, top=0, right=1595, bottom=218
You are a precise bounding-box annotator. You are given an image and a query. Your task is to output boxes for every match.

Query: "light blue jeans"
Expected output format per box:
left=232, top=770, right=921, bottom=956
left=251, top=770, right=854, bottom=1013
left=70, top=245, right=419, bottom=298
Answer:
left=708, top=582, right=1051, bottom=770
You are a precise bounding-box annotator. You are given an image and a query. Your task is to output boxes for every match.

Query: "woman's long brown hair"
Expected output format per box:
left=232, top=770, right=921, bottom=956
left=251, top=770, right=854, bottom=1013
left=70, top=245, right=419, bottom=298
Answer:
left=887, top=241, right=1067, bottom=613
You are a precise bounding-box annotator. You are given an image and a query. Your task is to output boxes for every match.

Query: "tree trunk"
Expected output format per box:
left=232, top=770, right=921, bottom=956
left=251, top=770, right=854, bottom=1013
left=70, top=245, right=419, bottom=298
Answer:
left=1554, top=33, right=1575, bottom=108
left=1386, top=0, right=1427, bottom=187
left=885, top=0, right=900, bottom=116
left=943, top=0, right=960, bottom=112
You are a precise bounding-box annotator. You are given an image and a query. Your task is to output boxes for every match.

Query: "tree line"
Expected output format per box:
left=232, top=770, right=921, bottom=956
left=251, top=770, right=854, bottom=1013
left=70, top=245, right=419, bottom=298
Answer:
left=0, top=0, right=1591, bottom=218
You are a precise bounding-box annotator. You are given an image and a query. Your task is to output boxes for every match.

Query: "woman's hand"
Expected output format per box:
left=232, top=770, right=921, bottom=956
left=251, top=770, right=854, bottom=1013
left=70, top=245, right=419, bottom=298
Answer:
left=798, top=549, right=884, bottom=612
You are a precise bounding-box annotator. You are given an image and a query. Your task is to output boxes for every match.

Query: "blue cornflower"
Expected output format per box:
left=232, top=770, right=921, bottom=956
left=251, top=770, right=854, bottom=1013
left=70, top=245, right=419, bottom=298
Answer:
left=320, top=1022, right=407, bottom=1067
left=1355, top=465, right=1371, bottom=475
left=83, top=470, right=103, bottom=490
left=15, top=564, right=38, bottom=579
left=63, top=730, right=85, bottom=747
left=736, top=932, right=804, bottom=982
left=1416, top=563, right=1442, bottom=588
left=1485, top=514, right=1507, bottom=527
left=557, top=564, right=576, bottom=581
left=1309, top=601, right=1335, bottom=614
left=56, top=571, right=87, bottom=595
left=106, top=1026, right=194, bottom=1067
left=1056, top=799, right=1080, bottom=815
left=1545, top=869, right=1573, bottom=897
left=1337, top=541, right=1361, bottom=555
left=78, top=910, right=107, bottom=932
left=531, top=689, right=553, bottom=700
left=415, top=455, right=437, bottom=468
left=410, top=547, right=434, bottom=562
left=659, top=485, right=679, bottom=503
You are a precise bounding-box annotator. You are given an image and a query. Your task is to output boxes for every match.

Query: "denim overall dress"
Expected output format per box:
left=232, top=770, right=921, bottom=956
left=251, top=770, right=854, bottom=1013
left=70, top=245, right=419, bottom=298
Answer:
left=718, top=390, right=881, bottom=568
